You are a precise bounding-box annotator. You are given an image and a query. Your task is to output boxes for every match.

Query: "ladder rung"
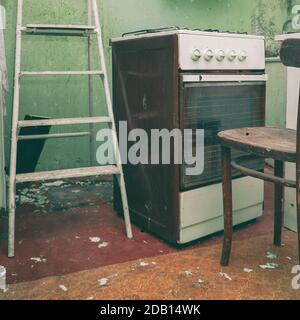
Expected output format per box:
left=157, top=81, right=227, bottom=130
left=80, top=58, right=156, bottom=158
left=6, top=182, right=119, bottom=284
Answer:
left=18, top=132, right=91, bottom=141
left=16, top=166, right=120, bottom=183
left=20, top=70, right=104, bottom=77
left=25, top=24, right=96, bottom=30
left=18, top=116, right=111, bottom=128
left=22, top=24, right=97, bottom=36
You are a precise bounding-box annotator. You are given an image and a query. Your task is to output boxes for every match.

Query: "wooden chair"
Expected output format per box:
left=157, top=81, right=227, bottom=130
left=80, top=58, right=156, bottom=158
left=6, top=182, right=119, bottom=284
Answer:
left=218, top=39, right=300, bottom=266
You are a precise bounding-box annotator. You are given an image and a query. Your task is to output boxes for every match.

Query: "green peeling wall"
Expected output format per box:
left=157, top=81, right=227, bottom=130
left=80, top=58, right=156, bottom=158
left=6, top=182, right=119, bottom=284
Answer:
left=0, top=0, right=294, bottom=173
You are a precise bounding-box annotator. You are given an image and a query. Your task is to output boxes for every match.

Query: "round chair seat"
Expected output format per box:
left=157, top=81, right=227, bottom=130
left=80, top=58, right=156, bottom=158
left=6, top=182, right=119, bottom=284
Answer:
left=218, top=127, right=296, bottom=162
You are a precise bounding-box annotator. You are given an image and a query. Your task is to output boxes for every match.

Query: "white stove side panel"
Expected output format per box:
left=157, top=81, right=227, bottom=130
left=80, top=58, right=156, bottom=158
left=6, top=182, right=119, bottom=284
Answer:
left=178, top=34, right=265, bottom=70
left=284, top=67, right=300, bottom=232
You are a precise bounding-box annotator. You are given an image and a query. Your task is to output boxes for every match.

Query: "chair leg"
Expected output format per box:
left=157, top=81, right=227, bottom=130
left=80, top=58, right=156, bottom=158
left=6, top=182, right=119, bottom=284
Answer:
left=220, top=146, right=233, bottom=267
left=274, top=160, right=284, bottom=247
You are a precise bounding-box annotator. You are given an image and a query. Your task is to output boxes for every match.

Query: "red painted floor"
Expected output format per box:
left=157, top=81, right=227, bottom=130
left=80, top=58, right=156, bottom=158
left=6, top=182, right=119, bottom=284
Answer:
left=0, top=176, right=276, bottom=285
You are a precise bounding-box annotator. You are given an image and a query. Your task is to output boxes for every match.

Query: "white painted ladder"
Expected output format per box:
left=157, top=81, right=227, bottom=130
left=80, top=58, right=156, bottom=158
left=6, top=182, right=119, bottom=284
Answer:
left=8, top=0, right=133, bottom=257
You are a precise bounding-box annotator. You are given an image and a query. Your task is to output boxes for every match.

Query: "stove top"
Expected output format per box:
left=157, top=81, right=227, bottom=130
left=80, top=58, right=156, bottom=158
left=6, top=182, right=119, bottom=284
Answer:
left=112, top=26, right=265, bottom=71
left=122, top=26, right=248, bottom=37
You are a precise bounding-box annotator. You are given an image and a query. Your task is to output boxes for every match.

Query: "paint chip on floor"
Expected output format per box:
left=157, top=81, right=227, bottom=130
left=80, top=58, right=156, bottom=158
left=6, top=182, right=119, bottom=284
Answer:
left=30, top=257, right=46, bottom=264
left=43, top=180, right=65, bottom=187
left=58, top=285, right=68, bottom=292
left=98, top=242, right=109, bottom=249
left=243, top=268, right=253, bottom=273
left=89, top=237, right=101, bottom=243
left=219, top=272, right=232, bottom=281
left=98, top=278, right=109, bottom=287
left=193, top=279, right=205, bottom=287
left=259, top=263, right=279, bottom=270
left=266, top=251, right=278, bottom=260
left=71, top=190, right=81, bottom=194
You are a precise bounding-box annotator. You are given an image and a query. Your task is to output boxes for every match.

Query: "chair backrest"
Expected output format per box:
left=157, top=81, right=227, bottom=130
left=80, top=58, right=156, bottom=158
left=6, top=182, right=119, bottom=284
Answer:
left=280, top=39, right=300, bottom=167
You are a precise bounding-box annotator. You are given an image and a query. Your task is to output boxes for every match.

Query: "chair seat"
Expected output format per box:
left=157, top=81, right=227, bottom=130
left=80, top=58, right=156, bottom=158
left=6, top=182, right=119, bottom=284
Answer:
left=218, top=127, right=296, bottom=162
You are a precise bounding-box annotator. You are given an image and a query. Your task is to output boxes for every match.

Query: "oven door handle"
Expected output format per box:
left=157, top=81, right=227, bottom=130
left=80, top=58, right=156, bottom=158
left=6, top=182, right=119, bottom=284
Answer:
left=182, top=74, right=268, bottom=83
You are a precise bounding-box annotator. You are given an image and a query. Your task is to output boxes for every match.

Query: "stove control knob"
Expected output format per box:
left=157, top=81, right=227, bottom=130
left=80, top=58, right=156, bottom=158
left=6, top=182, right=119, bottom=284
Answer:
left=238, top=50, right=248, bottom=61
left=191, top=49, right=202, bottom=61
left=227, top=50, right=237, bottom=61
left=204, top=49, right=214, bottom=61
left=215, top=50, right=225, bottom=62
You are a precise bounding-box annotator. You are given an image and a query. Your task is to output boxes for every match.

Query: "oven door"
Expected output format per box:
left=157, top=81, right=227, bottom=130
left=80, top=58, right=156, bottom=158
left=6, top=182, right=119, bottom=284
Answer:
left=180, top=74, right=267, bottom=191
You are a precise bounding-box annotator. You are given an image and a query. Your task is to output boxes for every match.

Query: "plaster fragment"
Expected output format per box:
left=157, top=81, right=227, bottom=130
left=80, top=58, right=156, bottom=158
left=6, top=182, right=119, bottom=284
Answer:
left=30, top=257, right=46, bottom=264
left=219, top=272, right=232, bottom=281
left=98, top=242, right=109, bottom=249
left=89, top=237, right=101, bottom=243
left=59, top=285, right=68, bottom=292
left=266, top=251, right=278, bottom=260
left=259, top=263, right=279, bottom=270
left=98, top=278, right=109, bottom=286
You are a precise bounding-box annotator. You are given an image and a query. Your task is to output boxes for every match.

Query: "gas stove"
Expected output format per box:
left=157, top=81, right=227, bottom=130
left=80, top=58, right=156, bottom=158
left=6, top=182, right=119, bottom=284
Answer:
left=111, top=28, right=266, bottom=244
left=112, top=27, right=265, bottom=71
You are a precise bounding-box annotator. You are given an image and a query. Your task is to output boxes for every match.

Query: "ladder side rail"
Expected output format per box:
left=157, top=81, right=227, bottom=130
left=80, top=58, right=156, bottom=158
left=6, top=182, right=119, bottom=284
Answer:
left=91, top=0, right=121, bottom=169
left=87, top=0, right=95, bottom=166
left=8, top=0, right=24, bottom=257
left=91, top=0, right=132, bottom=238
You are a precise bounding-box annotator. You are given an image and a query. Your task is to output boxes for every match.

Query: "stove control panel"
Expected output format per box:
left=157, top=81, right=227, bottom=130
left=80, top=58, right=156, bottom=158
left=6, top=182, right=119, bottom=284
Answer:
left=180, top=34, right=265, bottom=70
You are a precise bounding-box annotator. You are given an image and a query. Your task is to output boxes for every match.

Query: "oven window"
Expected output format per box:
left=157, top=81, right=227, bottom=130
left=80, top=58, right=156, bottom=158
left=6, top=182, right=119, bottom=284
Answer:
left=181, top=81, right=266, bottom=190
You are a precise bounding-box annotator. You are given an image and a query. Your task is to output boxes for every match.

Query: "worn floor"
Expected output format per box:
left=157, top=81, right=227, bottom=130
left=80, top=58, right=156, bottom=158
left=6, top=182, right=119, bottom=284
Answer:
left=0, top=174, right=299, bottom=299
left=1, top=231, right=299, bottom=300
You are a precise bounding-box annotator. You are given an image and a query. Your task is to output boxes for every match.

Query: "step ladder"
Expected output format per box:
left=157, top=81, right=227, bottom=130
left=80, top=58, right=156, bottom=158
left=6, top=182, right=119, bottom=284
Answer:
left=8, top=0, right=133, bottom=257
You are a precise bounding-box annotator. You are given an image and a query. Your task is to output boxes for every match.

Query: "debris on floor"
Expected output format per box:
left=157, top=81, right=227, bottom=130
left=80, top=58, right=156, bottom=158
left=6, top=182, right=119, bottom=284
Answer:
left=243, top=268, right=254, bottom=273
left=19, top=190, right=49, bottom=208
left=89, top=237, right=101, bottom=243
left=219, top=272, right=232, bottom=281
left=43, top=181, right=65, bottom=188
left=183, top=270, right=193, bottom=276
left=139, top=261, right=150, bottom=267
left=259, top=263, right=279, bottom=270
left=193, top=279, right=205, bottom=288
left=58, top=285, right=68, bottom=292
left=15, top=178, right=114, bottom=213
left=286, top=256, right=292, bottom=261
left=98, top=242, right=109, bottom=249
left=98, top=278, right=109, bottom=287
left=30, top=257, right=47, bottom=264
left=266, top=251, right=278, bottom=260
